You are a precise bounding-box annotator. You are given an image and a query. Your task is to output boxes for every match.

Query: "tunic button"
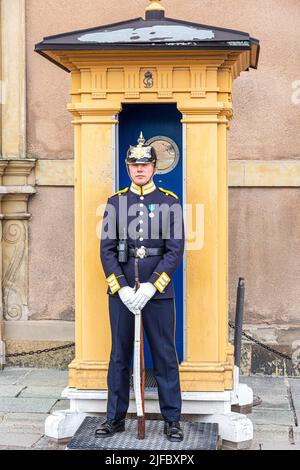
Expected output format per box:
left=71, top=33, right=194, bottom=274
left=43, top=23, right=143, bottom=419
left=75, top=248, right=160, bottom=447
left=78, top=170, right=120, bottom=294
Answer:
left=139, top=238, right=144, bottom=241
left=139, top=220, right=143, bottom=224
left=139, top=212, right=144, bottom=216
left=140, top=204, right=144, bottom=207
left=140, top=196, right=144, bottom=200
left=139, top=229, right=143, bottom=233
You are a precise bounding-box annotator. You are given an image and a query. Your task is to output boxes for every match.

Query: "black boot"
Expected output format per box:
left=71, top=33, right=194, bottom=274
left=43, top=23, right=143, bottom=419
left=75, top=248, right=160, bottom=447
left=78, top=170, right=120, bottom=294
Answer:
left=164, top=421, right=184, bottom=442
left=94, top=418, right=125, bottom=438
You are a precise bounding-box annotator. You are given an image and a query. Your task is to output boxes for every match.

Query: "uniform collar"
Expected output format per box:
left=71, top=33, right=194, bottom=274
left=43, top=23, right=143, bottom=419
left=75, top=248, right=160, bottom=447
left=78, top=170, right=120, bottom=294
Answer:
left=130, top=179, right=156, bottom=196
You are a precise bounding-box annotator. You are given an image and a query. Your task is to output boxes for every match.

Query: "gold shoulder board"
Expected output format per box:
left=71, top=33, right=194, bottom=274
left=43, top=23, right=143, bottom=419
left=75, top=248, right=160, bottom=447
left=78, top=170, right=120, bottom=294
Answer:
left=158, top=187, right=179, bottom=200
left=112, top=187, right=129, bottom=197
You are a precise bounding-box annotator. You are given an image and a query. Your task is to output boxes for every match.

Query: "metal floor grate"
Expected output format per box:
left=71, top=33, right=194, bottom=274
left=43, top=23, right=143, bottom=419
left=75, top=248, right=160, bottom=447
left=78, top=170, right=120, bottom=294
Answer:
left=66, top=417, right=219, bottom=451
left=130, top=368, right=157, bottom=390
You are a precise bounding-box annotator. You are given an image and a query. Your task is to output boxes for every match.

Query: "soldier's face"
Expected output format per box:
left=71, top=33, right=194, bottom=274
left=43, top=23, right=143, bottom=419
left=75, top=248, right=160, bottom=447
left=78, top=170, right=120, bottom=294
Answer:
left=128, top=163, right=155, bottom=186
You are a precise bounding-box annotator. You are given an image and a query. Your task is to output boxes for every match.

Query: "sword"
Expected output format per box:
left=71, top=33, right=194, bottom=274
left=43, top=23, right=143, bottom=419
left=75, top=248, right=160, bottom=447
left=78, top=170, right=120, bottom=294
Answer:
left=133, top=256, right=145, bottom=440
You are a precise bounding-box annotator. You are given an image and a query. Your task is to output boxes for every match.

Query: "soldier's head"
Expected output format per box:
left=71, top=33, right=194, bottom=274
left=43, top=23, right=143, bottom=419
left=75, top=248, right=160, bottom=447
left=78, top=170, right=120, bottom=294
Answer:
left=126, top=132, right=157, bottom=186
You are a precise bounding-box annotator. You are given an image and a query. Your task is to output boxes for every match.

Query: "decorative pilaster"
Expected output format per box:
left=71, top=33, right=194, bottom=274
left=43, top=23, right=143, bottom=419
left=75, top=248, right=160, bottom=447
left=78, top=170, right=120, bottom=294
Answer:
left=0, top=162, right=8, bottom=368
left=178, top=104, right=234, bottom=391
left=1, top=0, right=26, bottom=158
left=0, top=0, right=34, bottom=365
left=67, top=102, right=121, bottom=389
left=0, top=160, right=36, bottom=324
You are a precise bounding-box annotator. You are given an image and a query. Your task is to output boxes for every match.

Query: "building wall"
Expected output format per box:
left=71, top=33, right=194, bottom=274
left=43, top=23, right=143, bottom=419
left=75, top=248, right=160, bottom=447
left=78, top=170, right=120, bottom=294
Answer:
left=26, top=0, right=300, bottom=160
left=28, top=187, right=74, bottom=322
left=1, top=0, right=300, bottom=371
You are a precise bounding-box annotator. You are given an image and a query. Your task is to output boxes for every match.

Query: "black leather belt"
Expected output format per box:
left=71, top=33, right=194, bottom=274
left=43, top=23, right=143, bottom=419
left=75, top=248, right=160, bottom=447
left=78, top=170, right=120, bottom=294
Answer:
left=129, top=247, right=164, bottom=259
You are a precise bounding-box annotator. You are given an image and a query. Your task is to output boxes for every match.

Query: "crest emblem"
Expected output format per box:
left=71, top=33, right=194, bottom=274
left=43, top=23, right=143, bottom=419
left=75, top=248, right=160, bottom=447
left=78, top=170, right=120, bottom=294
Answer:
left=144, top=71, right=153, bottom=89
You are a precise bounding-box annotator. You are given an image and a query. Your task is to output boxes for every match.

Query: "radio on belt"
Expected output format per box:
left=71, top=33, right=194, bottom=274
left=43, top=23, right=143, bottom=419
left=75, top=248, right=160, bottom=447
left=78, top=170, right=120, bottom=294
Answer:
left=117, top=228, right=128, bottom=263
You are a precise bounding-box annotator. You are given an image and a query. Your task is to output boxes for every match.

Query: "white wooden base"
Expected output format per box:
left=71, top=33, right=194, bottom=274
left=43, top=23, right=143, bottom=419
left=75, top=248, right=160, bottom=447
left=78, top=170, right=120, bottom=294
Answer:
left=45, top=385, right=254, bottom=446
left=62, top=387, right=232, bottom=415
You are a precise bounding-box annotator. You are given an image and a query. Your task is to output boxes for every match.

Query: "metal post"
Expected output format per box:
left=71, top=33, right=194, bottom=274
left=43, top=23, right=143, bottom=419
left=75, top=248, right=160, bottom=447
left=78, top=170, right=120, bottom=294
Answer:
left=234, top=277, right=245, bottom=368
left=0, top=322, right=6, bottom=370
left=233, top=277, right=245, bottom=400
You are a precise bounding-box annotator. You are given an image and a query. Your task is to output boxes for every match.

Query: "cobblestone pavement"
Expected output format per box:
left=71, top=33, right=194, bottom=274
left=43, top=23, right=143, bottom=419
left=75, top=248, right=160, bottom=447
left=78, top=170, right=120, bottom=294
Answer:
left=0, top=368, right=299, bottom=450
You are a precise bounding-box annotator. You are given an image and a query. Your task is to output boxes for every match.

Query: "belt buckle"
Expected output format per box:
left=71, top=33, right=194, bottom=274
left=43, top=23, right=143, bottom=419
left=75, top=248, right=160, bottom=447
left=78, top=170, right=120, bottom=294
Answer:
left=135, top=246, right=148, bottom=259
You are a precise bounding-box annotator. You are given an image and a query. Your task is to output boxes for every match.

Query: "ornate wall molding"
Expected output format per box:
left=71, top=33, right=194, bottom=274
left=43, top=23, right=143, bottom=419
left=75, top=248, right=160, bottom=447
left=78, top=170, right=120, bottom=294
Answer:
left=70, top=61, right=230, bottom=102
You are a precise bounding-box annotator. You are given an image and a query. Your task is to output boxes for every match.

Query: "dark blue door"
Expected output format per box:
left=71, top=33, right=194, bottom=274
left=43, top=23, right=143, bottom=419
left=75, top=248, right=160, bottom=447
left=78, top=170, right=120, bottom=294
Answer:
left=118, top=103, right=183, bottom=367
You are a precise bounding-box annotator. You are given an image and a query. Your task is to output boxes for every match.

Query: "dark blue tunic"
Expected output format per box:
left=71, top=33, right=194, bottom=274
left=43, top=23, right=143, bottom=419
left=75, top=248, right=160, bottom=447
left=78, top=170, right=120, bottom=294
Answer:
left=100, top=181, right=185, bottom=299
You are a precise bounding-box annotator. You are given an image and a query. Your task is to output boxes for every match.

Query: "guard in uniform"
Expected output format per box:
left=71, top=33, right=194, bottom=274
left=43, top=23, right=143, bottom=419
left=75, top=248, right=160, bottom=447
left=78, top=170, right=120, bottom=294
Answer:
left=95, top=133, right=185, bottom=442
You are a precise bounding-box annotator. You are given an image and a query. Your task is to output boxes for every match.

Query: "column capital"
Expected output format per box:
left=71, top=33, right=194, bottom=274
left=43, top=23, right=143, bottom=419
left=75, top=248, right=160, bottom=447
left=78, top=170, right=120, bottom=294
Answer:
left=67, top=102, right=122, bottom=118
left=179, top=103, right=233, bottom=123
left=178, top=102, right=229, bottom=115
left=0, top=158, right=37, bottom=186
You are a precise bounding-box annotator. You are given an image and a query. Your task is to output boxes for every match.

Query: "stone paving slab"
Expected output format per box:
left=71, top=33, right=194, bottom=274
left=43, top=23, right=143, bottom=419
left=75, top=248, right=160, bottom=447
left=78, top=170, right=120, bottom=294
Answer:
left=289, top=378, right=300, bottom=411
left=50, top=399, right=70, bottom=412
left=0, top=397, right=58, bottom=413
left=252, top=424, right=290, bottom=435
left=240, top=375, right=287, bottom=393
left=33, top=436, right=71, bottom=450
left=251, top=439, right=300, bottom=450
left=253, top=400, right=289, bottom=410
left=250, top=408, right=294, bottom=426
left=2, top=412, right=48, bottom=426
left=250, top=424, right=300, bottom=450
left=252, top=432, right=300, bottom=449
left=292, top=425, right=300, bottom=443
left=240, top=375, right=290, bottom=409
left=0, top=368, right=33, bottom=385
left=0, top=446, right=34, bottom=450
left=0, top=385, right=26, bottom=397
left=0, top=423, right=45, bottom=434
left=0, top=432, right=42, bottom=448
left=19, top=386, right=65, bottom=399
left=0, top=413, right=49, bottom=435
left=17, top=369, right=68, bottom=387
left=254, top=401, right=290, bottom=410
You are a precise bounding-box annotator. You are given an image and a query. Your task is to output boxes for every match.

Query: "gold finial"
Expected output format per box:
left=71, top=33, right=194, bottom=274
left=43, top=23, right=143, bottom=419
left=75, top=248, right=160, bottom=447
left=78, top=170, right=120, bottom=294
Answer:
left=145, top=0, right=165, bottom=13
left=137, top=132, right=145, bottom=146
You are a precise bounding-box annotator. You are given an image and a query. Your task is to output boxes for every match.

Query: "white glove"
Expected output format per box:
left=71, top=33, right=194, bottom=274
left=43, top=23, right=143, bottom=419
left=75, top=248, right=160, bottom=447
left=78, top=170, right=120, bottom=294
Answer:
left=118, top=286, right=139, bottom=315
left=131, top=282, right=157, bottom=311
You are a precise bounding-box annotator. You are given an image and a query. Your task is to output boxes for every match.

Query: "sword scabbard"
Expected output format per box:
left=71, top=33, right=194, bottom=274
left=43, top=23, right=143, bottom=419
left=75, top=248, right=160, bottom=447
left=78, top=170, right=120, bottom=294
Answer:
left=133, top=256, right=146, bottom=439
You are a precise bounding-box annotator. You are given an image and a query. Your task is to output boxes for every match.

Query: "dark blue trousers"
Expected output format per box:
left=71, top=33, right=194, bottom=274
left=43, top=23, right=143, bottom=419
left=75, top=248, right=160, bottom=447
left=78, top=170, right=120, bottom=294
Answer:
left=106, top=295, right=182, bottom=422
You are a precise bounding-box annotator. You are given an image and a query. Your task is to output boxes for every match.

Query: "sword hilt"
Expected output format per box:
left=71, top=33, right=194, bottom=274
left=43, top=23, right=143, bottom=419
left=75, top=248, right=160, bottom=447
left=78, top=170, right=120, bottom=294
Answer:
left=134, top=256, right=140, bottom=290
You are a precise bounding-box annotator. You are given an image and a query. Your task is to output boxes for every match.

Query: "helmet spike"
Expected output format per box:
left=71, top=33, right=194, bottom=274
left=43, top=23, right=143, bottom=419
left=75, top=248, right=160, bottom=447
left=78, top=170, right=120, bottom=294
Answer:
left=137, top=132, right=145, bottom=147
